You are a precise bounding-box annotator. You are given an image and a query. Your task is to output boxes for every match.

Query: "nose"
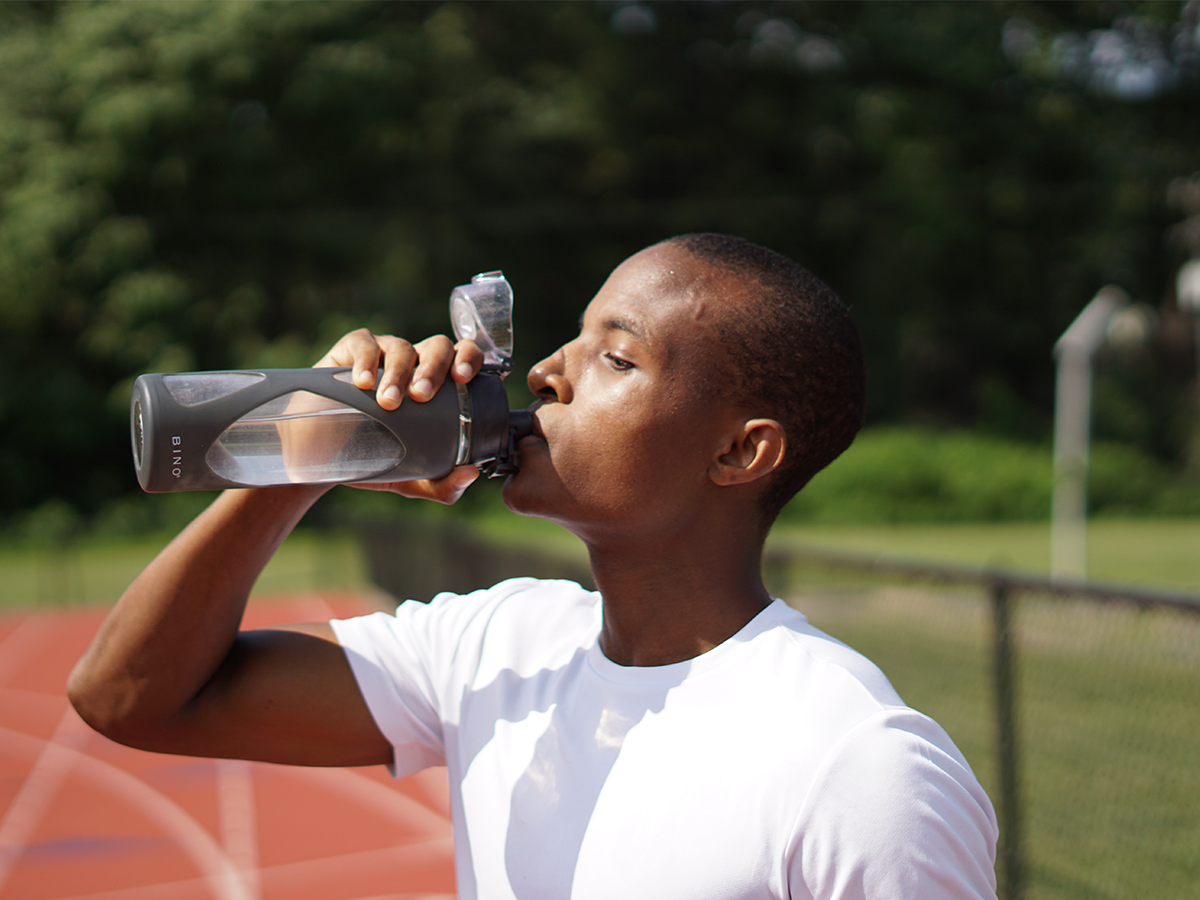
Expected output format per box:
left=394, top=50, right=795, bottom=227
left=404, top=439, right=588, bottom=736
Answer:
left=527, top=347, right=573, bottom=403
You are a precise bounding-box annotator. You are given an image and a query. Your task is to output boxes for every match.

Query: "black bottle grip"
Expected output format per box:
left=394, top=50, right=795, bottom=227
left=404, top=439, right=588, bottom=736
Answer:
left=131, top=368, right=513, bottom=492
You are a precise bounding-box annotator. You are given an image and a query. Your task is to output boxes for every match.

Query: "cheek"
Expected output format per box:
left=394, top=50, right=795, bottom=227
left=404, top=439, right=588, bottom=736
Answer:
left=563, top=401, right=703, bottom=504
left=506, top=371, right=715, bottom=521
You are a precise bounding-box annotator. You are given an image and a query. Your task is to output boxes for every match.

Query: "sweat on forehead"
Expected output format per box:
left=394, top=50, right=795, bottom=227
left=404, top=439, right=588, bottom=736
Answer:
left=614, top=242, right=760, bottom=332
left=640, top=240, right=769, bottom=345
left=601, top=244, right=753, bottom=378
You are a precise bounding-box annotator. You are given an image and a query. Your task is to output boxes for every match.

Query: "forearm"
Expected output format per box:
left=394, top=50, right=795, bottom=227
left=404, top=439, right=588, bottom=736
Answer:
left=68, top=485, right=327, bottom=743
left=68, top=328, right=482, bottom=763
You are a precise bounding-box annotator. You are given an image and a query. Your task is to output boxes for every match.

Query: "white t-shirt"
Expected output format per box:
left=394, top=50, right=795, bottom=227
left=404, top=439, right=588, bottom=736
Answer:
left=331, top=578, right=998, bottom=900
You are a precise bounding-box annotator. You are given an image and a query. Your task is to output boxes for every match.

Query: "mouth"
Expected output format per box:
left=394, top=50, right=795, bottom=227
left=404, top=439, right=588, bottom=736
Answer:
left=517, top=404, right=547, bottom=452
left=526, top=402, right=547, bottom=440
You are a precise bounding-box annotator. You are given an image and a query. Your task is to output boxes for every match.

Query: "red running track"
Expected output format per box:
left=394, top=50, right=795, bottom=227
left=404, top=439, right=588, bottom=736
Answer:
left=0, top=592, right=456, bottom=900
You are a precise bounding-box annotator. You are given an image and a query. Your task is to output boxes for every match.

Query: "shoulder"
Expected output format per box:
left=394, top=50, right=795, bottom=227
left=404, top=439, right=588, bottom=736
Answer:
left=326, top=577, right=600, bottom=773
left=791, top=707, right=999, bottom=899
left=331, top=577, right=599, bottom=672
left=426, top=576, right=599, bottom=646
left=745, top=605, right=998, bottom=897
left=750, top=601, right=908, bottom=718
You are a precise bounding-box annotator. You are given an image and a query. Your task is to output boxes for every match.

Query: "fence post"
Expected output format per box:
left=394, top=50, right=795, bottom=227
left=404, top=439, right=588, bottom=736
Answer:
left=991, top=579, right=1023, bottom=899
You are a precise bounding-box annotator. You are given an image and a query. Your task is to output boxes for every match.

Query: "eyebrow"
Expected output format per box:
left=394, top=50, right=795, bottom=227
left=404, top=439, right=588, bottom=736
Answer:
left=579, top=313, right=648, bottom=342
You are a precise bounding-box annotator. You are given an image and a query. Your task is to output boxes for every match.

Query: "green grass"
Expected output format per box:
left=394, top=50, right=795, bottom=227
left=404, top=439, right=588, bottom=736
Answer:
left=0, top=529, right=371, bottom=609
left=3, top=513, right=1197, bottom=606
left=788, top=582, right=1200, bottom=900
left=771, top=517, right=1200, bottom=591
left=471, top=512, right=1200, bottom=593
left=1013, top=602, right=1200, bottom=900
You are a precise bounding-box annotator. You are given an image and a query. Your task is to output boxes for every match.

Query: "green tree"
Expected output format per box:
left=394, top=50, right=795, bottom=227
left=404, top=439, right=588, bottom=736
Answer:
left=1, top=1, right=1197, bottom=522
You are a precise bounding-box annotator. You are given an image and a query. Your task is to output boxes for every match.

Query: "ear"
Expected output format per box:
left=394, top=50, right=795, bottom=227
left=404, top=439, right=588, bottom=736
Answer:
left=709, top=419, right=786, bottom=487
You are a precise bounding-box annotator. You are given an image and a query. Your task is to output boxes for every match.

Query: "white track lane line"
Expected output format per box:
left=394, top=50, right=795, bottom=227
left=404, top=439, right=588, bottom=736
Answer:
left=0, top=596, right=447, bottom=899
left=261, top=597, right=453, bottom=827
left=0, top=713, right=253, bottom=900
left=216, top=758, right=260, bottom=899
left=221, top=837, right=455, bottom=896
left=47, top=837, right=455, bottom=900
left=0, top=706, right=79, bottom=893
left=277, top=766, right=451, bottom=837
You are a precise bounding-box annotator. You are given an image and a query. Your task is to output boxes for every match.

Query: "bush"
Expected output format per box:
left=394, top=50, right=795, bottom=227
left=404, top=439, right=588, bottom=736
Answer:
left=782, top=427, right=1200, bottom=524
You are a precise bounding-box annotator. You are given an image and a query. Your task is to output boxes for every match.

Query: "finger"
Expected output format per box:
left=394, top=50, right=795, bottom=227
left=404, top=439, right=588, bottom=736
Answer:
left=316, top=328, right=376, bottom=374
left=451, top=339, right=485, bottom=383
left=407, top=335, right=456, bottom=402
left=315, top=328, right=384, bottom=388
left=349, top=466, right=480, bottom=504
left=430, top=466, right=482, bottom=503
left=373, top=335, right=418, bottom=411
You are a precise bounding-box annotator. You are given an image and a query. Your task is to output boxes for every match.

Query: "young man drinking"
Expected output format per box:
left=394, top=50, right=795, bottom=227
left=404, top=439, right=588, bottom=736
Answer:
left=70, top=234, right=998, bottom=899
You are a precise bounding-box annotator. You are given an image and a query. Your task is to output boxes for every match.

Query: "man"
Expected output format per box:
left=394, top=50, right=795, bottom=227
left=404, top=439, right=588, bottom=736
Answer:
left=69, top=234, right=998, bottom=899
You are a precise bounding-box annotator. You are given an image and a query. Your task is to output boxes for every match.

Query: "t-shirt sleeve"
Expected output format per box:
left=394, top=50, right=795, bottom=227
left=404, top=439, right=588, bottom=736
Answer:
left=331, top=580, right=537, bottom=777
left=329, top=600, right=450, bottom=778
left=789, top=709, right=999, bottom=900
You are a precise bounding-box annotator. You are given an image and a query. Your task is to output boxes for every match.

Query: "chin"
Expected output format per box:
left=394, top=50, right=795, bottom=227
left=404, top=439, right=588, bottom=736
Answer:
left=500, top=469, right=540, bottom=517
left=502, top=443, right=550, bottom=512
left=501, top=467, right=575, bottom=526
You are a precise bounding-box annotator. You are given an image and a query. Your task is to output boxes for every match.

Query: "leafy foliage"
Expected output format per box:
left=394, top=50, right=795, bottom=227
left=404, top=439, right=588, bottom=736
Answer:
left=784, top=426, right=1200, bottom=523
left=1, top=1, right=1198, bottom=521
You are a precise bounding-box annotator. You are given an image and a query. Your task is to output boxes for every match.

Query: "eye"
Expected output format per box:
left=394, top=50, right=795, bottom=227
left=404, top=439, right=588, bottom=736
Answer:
left=604, top=351, right=635, bottom=372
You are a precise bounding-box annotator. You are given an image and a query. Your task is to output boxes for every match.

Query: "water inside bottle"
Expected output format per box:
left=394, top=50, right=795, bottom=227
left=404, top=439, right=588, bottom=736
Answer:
left=205, top=391, right=405, bottom=485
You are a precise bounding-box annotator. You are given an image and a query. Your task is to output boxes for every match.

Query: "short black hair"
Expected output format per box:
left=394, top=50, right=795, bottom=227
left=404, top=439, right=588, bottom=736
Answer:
left=664, top=233, right=865, bottom=524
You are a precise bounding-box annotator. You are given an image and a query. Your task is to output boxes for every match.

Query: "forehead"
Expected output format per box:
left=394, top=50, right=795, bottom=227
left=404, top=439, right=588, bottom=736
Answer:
left=585, top=244, right=749, bottom=352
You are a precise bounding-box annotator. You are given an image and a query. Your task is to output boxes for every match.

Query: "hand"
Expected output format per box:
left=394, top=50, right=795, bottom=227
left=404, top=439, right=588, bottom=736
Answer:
left=347, top=464, right=481, bottom=504
left=315, top=329, right=485, bottom=502
left=316, top=328, right=483, bottom=410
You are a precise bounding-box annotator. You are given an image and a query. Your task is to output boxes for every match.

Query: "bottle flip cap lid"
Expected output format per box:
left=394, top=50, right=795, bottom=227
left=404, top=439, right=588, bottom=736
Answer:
left=450, top=271, right=514, bottom=373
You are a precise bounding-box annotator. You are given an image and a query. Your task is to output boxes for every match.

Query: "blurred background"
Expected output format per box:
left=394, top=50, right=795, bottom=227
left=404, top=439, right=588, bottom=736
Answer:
left=1, top=4, right=1199, bottom=898
left=2, top=0, right=1200, bottom=545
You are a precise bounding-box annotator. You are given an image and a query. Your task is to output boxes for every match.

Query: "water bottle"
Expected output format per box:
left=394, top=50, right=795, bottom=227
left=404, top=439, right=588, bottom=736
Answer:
left=130, top=272, right=533, bottom=492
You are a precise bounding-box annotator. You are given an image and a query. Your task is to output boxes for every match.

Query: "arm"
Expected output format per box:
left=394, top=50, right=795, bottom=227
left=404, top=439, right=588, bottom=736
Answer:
left=67, top=331, right=483, bottom=767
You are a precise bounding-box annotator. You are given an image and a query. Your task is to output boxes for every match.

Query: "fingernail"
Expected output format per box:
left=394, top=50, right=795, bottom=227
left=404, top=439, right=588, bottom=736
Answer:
left=381, top=385, right=401, bottom=404
left=455, top=362, right=474, bottom=380
left=456, top=469, right=479, bottom=488
left=412, top=378, right=434, bottom=399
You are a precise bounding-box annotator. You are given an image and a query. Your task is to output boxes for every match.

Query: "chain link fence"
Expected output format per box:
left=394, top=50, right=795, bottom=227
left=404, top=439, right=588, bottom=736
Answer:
left=765, top=545, right=1200, bottom=900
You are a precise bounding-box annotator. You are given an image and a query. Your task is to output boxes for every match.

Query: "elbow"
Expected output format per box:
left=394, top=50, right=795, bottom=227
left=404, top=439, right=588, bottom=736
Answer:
left=67, top=657, right=201, bottom=755
left=66, top=660, right=153, bottom=749
left=66, top=659, right=119, bottom=737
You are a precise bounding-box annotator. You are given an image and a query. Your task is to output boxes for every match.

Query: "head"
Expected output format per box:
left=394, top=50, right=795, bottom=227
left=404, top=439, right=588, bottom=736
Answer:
left=504, top=234, right=864, bottom=539
left=662, top=233, right=865, bottom=525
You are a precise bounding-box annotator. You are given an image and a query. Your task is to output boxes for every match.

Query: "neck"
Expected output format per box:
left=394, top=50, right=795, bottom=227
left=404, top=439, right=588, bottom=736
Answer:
left=581, top=520, right=772, bottom=667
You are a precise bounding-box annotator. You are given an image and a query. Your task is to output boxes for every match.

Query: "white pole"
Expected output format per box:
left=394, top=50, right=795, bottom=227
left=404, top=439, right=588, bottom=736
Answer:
left=1051, top=349, right=1091, bottom=580
left=1051, top=286, right=1129, bottom=581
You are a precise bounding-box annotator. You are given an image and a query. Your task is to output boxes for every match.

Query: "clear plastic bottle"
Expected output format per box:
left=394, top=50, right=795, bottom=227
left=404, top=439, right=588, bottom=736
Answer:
left=130, top=272, right=532, bottom=492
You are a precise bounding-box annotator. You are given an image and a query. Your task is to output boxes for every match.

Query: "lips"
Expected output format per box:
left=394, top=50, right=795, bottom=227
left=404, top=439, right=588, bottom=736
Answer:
left=515, top=404, right=547, bottom=454
left=526, top=403, right=547, bottom=441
